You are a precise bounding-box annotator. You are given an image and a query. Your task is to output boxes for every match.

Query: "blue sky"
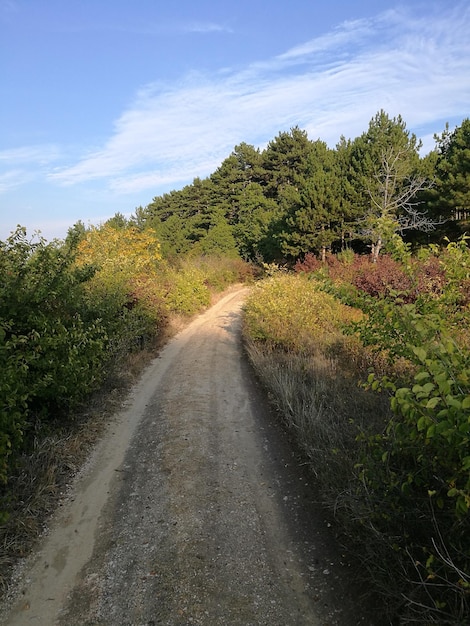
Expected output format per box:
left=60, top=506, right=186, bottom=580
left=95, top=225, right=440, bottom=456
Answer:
left=1, top=0, right=469, bottom=241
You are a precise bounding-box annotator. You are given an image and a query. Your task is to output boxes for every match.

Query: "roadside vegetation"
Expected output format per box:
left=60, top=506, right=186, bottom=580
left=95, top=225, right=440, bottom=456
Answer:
left=0, top=222, right=254, bottom=591
left=1, top=109, right=469, bottom=622
left=243, top=241, right=470, bottom=625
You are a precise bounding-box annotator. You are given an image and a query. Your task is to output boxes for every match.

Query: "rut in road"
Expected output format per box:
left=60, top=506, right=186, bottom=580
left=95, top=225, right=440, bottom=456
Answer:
left=3, top=287, right=368, bottom=626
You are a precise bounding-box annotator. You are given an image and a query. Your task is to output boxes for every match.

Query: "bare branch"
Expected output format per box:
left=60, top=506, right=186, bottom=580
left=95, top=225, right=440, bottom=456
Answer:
left=397, top=206, right=445, bottom=233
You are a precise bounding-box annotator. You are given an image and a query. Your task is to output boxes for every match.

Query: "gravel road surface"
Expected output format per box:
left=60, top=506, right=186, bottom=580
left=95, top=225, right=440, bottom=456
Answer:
left=2, top=287, right=370, bottom=626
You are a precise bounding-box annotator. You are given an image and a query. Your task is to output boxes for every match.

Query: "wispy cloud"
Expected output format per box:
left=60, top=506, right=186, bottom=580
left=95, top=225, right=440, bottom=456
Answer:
left=0, top=144, right=61, bottom=165
left=49, top=5, right=470, bottom=194
left=276, top=17, right=373, bottom=63
left=0, top=144, right=62, bottom=194
left=0, top=169, right=25, bottom=193
left=0, top=145, right=62, bottom=193
left=181, top=21, right=233, bottom=34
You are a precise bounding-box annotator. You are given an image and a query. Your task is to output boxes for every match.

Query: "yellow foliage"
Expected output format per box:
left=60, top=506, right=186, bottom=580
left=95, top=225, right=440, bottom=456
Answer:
left=75, top=224, right=161, bottom=278
left=74, top=225, right=165, bottom=323
left=244, top=274, right=360, bottom=353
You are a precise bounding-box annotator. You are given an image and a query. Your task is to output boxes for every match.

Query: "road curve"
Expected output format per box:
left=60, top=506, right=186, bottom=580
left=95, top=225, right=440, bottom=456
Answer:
left=3, top=287, right=368, bottom=626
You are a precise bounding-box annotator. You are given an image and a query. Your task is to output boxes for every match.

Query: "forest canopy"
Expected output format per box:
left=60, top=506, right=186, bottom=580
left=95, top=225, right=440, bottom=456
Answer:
left=128, top=111, right=470, bottom=263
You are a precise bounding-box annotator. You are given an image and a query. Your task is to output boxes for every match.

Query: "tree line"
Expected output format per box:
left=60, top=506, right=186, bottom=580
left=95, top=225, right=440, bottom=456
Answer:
left=126, top=110, right=469, bottom=263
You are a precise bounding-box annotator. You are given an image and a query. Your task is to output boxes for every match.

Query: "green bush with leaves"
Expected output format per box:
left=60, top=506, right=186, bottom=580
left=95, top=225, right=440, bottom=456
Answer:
left=0, top=323, right=30, bottom=487
left=321, top=247, right=470, bottom=622
left=161, top=255, right=254, bottom=316
left=357, top=310, right=470, bottom=622
left=163, top=263, right=211, bottom=315
left=0, top=228, right=108, bottom=485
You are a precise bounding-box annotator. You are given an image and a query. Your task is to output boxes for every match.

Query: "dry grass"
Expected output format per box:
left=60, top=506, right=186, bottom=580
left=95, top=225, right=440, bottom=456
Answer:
left=244, top=337, right=392, bottom=506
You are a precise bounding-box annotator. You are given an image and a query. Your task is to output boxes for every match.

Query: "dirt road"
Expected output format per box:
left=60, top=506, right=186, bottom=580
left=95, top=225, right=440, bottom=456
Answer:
left=2, top=287, right=369, bottom=626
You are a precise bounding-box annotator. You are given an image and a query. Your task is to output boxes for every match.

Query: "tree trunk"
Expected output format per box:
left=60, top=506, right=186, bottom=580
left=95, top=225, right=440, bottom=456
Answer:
left=371, top=237, right=382, bottom=263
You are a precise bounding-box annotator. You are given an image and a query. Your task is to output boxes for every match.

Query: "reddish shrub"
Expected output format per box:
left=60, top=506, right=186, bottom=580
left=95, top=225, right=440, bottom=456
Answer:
left=294, top=252, right=322, bottom=273
left=295, top=252, right=356, bottom=281
left=351, top=255, right=413, bottom=299
left=411, top=256, right=446, bottom=297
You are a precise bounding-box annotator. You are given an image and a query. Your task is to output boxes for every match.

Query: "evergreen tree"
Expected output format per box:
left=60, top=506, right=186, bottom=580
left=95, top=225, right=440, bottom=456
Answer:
left=277, top=140, right=340, bottom=260
left=210, top=143, right=264, bottom=224
left=193, top=209, right=239, bottom=257
left=231, top=182, right=280, bottom=260
left=262, top=126, right=314, bottom=198
left=428, top=119, right=470, bottom=229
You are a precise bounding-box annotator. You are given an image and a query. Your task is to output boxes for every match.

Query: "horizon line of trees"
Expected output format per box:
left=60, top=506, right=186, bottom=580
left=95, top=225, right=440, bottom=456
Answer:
left=72, top=110, right=470, bottom=263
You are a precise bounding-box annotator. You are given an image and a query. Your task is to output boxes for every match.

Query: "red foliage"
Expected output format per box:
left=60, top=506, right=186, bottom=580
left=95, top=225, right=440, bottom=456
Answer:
left=294, top=252, right=353, bottom=279
left=412, top=256, right=446, bottom=297
left=294, top=251, right=456, bottom=302
left=294, top=252, right=322, bottom=273
left=351, top=255, right=414, bottom=299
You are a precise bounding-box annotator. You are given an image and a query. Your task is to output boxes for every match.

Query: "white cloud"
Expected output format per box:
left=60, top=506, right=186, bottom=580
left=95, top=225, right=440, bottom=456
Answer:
left=277, top=17, right=373, bottom=63
left=0, top=145, right=62, bottom=194
left=0, top=144, right=61, bottom=165
left=182, top=21, right=233, bottom=34
left=49, top=4, right=470, bottom=194
left=0, top=169, right=25, bottom=193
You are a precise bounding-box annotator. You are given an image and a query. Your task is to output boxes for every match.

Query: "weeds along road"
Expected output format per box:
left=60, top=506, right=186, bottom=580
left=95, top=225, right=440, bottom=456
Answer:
left=3, top=287, right=368, bottom=626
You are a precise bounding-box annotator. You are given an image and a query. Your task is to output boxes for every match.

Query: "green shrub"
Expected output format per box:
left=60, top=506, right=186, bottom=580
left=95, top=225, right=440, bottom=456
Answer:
left=164, top=264, right=211, bottom=315
left=0, top=229, right=108, bottom=486
left=0, top=323, right=30, bottom=488
left=359, top=316, right=470, bottom=622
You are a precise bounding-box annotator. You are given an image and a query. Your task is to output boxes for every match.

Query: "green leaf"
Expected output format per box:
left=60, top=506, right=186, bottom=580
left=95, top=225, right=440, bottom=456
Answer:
left=421, top=382, right=435, bottom=395
left=436, top=420, right=451, bottom=434
left=417, top=415, right=429, bottom=431
left=446, top=396, right=462, bottom=410
left=396, top=387, right=410, bottom=399
left=415, top=370, right=430, bottom=382
left=438, top=380, right=452, bottom=395
left=426, top=397, right=441, bottom=409
left=412, top=346, right=427, bottom=362
left=462, top=396, right=470, bottom=409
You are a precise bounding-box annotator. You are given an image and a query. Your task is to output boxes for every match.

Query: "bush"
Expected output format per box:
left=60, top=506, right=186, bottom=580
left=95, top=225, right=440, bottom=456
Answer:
left=0, top=229, right=108, bottom=486
left=351, top=255, right=413, bottom=299
left=164, top=265, right=211, bottom=316
left=357, top=314, right=470, bottom=623
left=243, top=273, right=360, bottom=354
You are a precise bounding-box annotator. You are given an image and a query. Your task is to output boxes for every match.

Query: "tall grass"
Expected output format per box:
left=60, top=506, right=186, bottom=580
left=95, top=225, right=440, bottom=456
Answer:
left=244, top=340, right=390, bottom=501
left=243, top=273, right=392, bottom=504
